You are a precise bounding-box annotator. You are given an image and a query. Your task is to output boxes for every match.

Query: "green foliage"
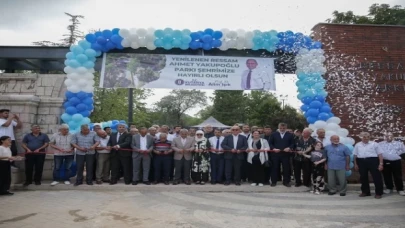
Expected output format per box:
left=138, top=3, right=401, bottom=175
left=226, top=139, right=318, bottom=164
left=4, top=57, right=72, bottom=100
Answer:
left=327, top=4, right=405, bottom=25
left=210, top=91, right=248, bottom=125
left=153, top=90, right=207, bottom=126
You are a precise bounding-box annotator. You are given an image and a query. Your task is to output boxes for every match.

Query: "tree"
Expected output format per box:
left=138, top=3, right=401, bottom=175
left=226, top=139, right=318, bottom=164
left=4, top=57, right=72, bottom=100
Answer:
left=33, top=12, right=84, bottom=46
left=245, top=91, right=282, bottom=126
left=327, top=4, right=405, bottom=25
left=154, top=90, right=207, bottom=126
left=197, top=105, right=214, bottom=120
left=210, top=91, right=248, bottom=125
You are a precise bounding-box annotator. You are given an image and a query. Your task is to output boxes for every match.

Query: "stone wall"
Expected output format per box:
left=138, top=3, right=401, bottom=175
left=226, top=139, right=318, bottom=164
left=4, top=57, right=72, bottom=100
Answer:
left=0, top=73, right=67, bottom=182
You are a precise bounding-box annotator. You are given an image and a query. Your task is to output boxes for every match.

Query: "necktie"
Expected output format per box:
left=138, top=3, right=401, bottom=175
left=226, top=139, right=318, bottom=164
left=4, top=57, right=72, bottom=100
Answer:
left=117, top=133, right=121, bottom=141
left=246, top=70, right=252, bottom=89
left=216, top=137, right=220, bottom=149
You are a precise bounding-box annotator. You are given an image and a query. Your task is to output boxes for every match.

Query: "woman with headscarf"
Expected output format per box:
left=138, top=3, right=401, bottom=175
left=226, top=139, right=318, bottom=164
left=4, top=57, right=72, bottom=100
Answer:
left=191, top=130, right=210, bottom=184
left=247, top=131, right=270, bottom=186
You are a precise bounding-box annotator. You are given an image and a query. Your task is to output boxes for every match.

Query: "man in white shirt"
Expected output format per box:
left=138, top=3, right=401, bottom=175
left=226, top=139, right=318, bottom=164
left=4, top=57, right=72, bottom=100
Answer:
left=209, top=129, right=225, bottom=184
left=131, top=127, right=154, bottom=185
left=353, top=132, right=384, bottom=199
left=0, top=109, right=22, bottom=156
left=240, top=59, right=273, bottom=90
left=95, top=130, right=111, bottom=185
left=378, top=132, right=405, bottom=196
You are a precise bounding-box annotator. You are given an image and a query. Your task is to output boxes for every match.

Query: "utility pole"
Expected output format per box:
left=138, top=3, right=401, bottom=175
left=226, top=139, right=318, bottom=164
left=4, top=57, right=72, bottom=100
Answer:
left=128, top=88, right=133, bottom=124
left=279, top=94, right=288, bottom=109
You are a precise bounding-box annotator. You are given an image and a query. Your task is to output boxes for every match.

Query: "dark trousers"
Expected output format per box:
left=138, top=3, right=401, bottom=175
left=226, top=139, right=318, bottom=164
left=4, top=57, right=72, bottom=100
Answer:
left=210, top=153, right=224, bottom=182
left=293, top=160, right=312, bottom=186
left=111, top=154, right=132, bottom=184
left=174, top=158, right=191, bottom=182
left=154, top=155, right=171, bottom=182
left=357, top=157, right=383, bottom=195
left=251, top=158, right=265, bottom=184
left=25, top=153, right=46, bottom=183
left=225, top=156, right=241, bottom=182
left=382, top=159, right=404, bottom=191
left=149, top=156, right=155, bottom=182
left=76, top=154, right=95, bottom=183
left=270, top=155, right=291, bottom=184
left=92, top=152, right=98, bottom=180
left=170, top=153, right=175, bottom=180
left=53, top=155, right=74, bottom=181
left=0, top=160, right=11, bottom=193
left=11, top=140, right=17, bottom=156
left=241, top=153, right=250, bottom=181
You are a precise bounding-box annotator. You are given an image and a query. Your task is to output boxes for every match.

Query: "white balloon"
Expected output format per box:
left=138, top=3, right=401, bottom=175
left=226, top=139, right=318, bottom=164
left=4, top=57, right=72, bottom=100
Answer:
left=325, top=123, right=340, bottom=132
left=346, top=137, right=355, bottom=145
left=244, top=31, right=254, bottom=40
left=118, top=28, right=130, bottom=38
left=325, top=130, right=337, bottom=137
left=236, top=37, right=245, bottom=45
left=236, top=29, right=246, bottom=36
left=226, top=40, right=237, bottom=48
left=308, top=124, right=317, bottom=131
left=77, top=79, right=88, bottom=87
left=67, top=73, right=80, bottom=80
left=244, top=40, right=254, bottom=49
left=88, top=68, right=95, bottom=73
left=129, top=34, right=139, bottom=42
left=337, top=128, right=349, bottom=137
left=64, top=66, right=74, bottom=74
left=76, top=67, right=88, bottom=74
left=64, top=79, right=73, bottom=87
left=235, top=43, right=244, bottom=50
left=121, top=39, right=131, bottom=47
left=137, top=37, right=147, bottom=47
left=147, top=27, right=156, bottom=34
left=130, top=42, right=140, bottom=49
left=136, top=28, right=147, bottom=37
left=314, top=120, right=327, bottom=129
left=227, top=31, right=238, bottom=39
left=83, top=85, right=94, bottom=93
left=327, top=117, right=341, bottom=125
left=221, top=28, right=230, bottom=35
left=146, top=42, right=157, bottom=50
left=145, top=34, right=155, bottom=42
left=83, top=73, right=94, bottom=80
left=67, top=85, right=80, bottom=93
left=219, top=43, right=228, bottom=51
left=129, top=28, right=137, bottom=34
left=88, top=80, right=95, bottom=86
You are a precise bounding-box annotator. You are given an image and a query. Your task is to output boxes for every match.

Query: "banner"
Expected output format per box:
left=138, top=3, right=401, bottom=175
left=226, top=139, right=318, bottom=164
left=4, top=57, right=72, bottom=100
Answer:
left=100, top=53, right=276, bottom=90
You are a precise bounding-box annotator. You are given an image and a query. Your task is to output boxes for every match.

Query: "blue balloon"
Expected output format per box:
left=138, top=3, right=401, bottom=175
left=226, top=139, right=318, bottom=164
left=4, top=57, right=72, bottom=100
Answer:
left=119, top=120, right=126, bottom=123
left=82, top=117, right=91, bottom=124
left=80, top=111, right=90, bottom=117
left=76, top=54, right=88, bottom=63
left=349, top=162, right=354, bottom=169
left=112, top=28, right=120, bottom=35
left=63, top=101, right=72, bottom=109
left=95, top=31, right=103, bottom=37
left=105, top=41, right=116, bottom=50
left=85, top=34, right=96, bottom=43
left=65, top=91, right=76, bottom=99
left=154, top=39, right=164, bottom=47
left=309, top=100, right=323, bottom=109
left=82, top=98, right=93, bottom=105
left=189, top=41, right=201, bottom=50
left=163, top=27, right=173, bottom=34
left=68, top=60, right=80, bottom=68
left=345, top=144, right=354, bottom=152
left=202, top=42, right=212, bottom=50
left=86, top=93, right=93, bottom=98
left=179, top=44, right=189, bottom=50
left=61, top=113, right=72, bottom=122
left=301, top=96, right=312, bottom=105
left=68, top=120, right=79, bottom=129
left=211, top=39, right=222, bottom=48
left=84, top=49, right=96, bottom=58
left=78, top=40, right=91, bottom=50
left=110, top=35, right=122, bottom=45
left=181, top=35, right=192, bottom=44
left=171, top=39, right=182, bottom=47
left=172, top=30, right=183, bottom=40
left=97, top=36, right=107, bottom=45
left=306, top=108, right=320, bottom=117
left=72, top=113, right=83, bottom=122
left=162, top=34, right=173, bottom=43
left=91, top=43, right=102, bottom=51
left=212, top=31, right=223, bottom=39
left=318, top=112, right=330, bottom=121
left=349, top=154, right=354, bottom=162
left=83, top=61, right=95, bottom=69
left=102, top=30, right=113, bottom=39
left=300, top=104, right=310, bottom=112
left=190, top=32, right=200, bottom=41
left=71, top=45, right=84, bottom=55
left=311, top=41, right=322, bottom=49
left=314, top=95, right=326, bottom=102
left=76, top=103, right=87, bottom=112
left=204, top=28, right=214, bottom=35
left=112, top=120, right=119, bottom=124
left=320, top=105, right=331, bottom=113
left=66, top=107, right=78, bottom=115
left=306, top=116, right=317, bottom=124
left=154, top=29, right=165, bottom=38
left=202, top=35, right=212, bottom=43
left=345, top=170, right=352, bottom=177
left=163, top=43, right=172, bottom=50
left=69, top=97, right=81, bottom=106
left=87, top=104, right=94, bottom=111
left=66, top=52, right=75, bottom=59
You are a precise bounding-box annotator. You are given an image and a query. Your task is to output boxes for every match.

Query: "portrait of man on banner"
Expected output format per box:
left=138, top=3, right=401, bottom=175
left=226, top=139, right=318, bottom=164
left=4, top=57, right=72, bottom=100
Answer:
left=241, top=59, right=274, bottom=90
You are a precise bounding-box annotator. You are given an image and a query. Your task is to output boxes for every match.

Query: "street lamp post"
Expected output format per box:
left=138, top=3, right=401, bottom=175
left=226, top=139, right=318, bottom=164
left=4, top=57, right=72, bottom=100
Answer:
left=279, top=94, right=288, bottom=109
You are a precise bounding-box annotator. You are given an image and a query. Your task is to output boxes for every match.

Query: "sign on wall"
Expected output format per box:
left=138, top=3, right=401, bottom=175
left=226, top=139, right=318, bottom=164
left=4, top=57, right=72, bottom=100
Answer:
left=100, top=53, right=276, bottom=90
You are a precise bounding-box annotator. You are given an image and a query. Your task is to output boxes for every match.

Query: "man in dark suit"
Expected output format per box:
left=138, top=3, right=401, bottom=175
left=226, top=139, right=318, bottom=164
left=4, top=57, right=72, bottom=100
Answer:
left=108, top=124, right=132, bottom=185
left=221, top=126, right=248, bottom=186
left=268, top=123, right=295, bottom=187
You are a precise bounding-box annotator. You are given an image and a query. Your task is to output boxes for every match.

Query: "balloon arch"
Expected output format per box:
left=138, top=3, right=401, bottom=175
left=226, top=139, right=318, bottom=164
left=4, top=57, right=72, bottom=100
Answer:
left=61, top=28, right=354, bottom=175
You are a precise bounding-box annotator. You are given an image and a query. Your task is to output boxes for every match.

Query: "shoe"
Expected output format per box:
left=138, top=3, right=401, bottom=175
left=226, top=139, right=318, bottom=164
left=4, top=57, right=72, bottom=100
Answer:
left=86, top=182, right=93, bottom=185
left=375, top=195, right=382, bottom=199
left=315, top=191, right=320, bottom=195
left=340, top=193, right=346, bottom=196
left=185, top=181, right=191, bottom=185
left=270, top=183, right=277, bottom=187
left=283, top=183, right=291, bottom=187
left=102, top=179, right=110, bottom=183
left=251, top=183, right=257, bottom=186
left=64, top=181, right=71, bottom=185
left=258, top=183, right=264, bottom=187
left=196, top=181, right=200, bottom=184
left=224, top=181, right=230, bottom=186
left=235, top=182, right=241, bottom=186
left=164, top=181, right=170, bottom=185
left=0, top=191, right=14, bottom=196
left=305, top=185, right=311, bottom=188
left=359, top=193, right=371, bottom=197
left=295, top=183, right=302, bottom=187
left=399, top=191, right=405, bottom=196
left=23, top=182, right=31, bottom=187
left=310, top=190, right=314, bottom=193
left=173, top=181, right=178, bottom=185
left=109, top=180, right=117, bottom=185
left=384, top=189, right=393, bottom=194
left=200, top=181, right=205, bottom=185
left=74, top=182, right=82, bottom=187
left=96, top=181, right=102, bottom=185
left=211, top=181, right=216, bottom=185
left=328, top=192, right=336, bottom=195
left=152, top=181, right=158, bottom=185
left=132, top=181, right=138, bottom=185
left=125, top=182, right=131, bottom=185
left=34, top=182, right=41, bottom=185
left=51, top=181, right=59, bottom=186
left=144, top=181, right=151, bottom=185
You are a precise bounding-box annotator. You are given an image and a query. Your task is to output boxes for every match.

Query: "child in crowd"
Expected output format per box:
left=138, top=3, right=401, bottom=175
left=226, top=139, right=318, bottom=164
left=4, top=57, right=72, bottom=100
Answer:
left=304, top=142, right=326, bottom=195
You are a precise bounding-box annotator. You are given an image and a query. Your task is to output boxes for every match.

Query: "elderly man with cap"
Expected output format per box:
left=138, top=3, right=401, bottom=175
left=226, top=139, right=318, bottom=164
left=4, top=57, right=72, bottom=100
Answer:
left=353, top=132, right=384, bottom=199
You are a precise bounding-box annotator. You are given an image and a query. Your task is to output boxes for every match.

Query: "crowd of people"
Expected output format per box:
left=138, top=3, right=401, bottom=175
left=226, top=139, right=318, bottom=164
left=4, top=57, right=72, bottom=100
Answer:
left=0, top=108, right=405, bottom=199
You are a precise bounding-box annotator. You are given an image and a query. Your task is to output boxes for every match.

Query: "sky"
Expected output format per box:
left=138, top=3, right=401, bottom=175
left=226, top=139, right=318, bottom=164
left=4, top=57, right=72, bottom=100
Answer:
left=0, top=0, right=401, bottom=116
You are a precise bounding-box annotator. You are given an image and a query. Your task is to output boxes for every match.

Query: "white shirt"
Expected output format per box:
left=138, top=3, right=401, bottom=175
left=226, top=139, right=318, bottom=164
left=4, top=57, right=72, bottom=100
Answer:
left=116, top=132, right=122, bottom=142
left=378, top=141, right=405, bottom=161
left=232, top=135, right=239, bottom=149
left=353, top=141, right=381, bottom=158
left=140, top=135, right=147, bottom=150
left=0, top=145, right=11, bottom=161
left=0, top=119, right=17, bottom=140
left=209, top=136, right=224, bottom=154
left=314, top=136, right=331, bottom=147
left=240, top=69, right=274, bottom=90
left=279, top=132, right=285, bottom=139
left=181, top=137, right=187, bottom=146
left=97, top=136, right=110, bottom=154
left=241, top=132, right=251, bottom=140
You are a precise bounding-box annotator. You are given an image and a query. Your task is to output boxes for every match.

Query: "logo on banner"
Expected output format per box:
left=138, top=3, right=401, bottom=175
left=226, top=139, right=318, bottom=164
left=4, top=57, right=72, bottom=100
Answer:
left=175, top=79, right=184, bottom=85
left=175, top=79, right=204, bottom=86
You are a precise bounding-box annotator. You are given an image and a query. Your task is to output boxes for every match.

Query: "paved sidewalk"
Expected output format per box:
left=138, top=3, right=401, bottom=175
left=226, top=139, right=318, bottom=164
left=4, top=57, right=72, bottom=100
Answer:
left=0, top=189, right=404, bottom=228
